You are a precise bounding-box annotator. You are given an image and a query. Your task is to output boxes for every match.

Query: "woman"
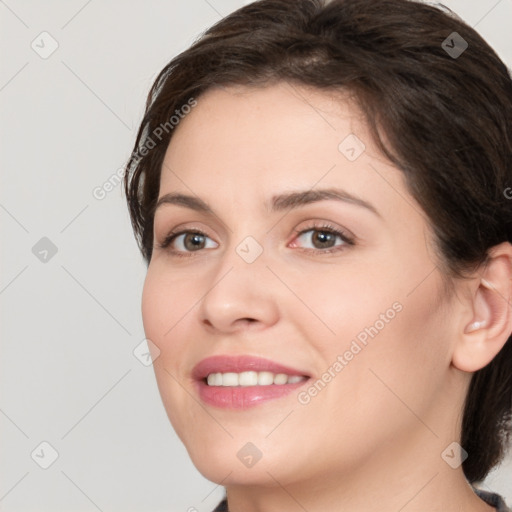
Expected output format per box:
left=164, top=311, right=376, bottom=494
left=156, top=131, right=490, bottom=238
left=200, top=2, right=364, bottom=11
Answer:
left=123, top=0, right=512, bottom=510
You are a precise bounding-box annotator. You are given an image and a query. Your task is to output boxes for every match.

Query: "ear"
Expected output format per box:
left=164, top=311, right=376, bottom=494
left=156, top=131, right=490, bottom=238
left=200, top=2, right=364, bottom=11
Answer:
left=451, top=242, right=512, bottom=373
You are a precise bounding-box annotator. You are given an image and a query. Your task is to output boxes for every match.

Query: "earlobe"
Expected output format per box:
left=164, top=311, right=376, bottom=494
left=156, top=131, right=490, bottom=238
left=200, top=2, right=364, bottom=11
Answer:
left=451, top=243, right=512, bottom=373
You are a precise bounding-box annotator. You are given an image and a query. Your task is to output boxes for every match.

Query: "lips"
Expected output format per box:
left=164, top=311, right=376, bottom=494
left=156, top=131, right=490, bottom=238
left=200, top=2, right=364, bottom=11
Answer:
left=191, top=355, right=311, bottom=409
left=192, top=354, right=310, bottom=382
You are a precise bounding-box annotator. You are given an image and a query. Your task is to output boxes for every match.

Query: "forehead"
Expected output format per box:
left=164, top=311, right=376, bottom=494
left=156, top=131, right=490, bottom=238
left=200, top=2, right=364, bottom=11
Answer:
left=164, top=82, right=365, bottom=164
left=158, top=82, right=406, bottom=216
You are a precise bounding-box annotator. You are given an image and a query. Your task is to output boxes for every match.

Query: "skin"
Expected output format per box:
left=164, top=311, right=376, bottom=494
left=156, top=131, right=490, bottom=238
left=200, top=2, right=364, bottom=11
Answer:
left=141, top=82, right=512, bottom=512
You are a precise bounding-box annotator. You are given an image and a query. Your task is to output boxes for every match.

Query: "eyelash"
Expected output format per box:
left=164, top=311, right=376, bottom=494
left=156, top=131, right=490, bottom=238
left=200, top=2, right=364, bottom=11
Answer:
left=156, top=222, right=355, bottom=258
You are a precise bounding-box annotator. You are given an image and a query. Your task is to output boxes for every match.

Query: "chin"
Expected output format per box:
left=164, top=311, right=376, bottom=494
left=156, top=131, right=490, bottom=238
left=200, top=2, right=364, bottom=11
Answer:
left=183, top=438, right=286, bottom=485
left=197, top=461, right=291, bottom=488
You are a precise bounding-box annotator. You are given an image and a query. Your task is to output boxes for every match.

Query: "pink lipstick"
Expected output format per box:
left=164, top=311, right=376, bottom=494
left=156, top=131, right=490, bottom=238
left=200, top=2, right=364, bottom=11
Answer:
left=192, top=355, right=311, bottom=409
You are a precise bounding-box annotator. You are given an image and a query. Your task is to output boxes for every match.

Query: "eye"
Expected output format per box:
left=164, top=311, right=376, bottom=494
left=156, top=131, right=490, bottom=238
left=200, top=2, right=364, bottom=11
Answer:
left=157, top=229, right=217, bottom=256
left=156, top=222, right=355, bottom=258
left=290, top=222, right=354, bottom=253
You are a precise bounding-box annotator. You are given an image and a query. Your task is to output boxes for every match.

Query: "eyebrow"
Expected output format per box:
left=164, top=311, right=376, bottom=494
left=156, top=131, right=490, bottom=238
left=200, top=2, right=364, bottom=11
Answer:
left=153, top=187, right=381, bottom=218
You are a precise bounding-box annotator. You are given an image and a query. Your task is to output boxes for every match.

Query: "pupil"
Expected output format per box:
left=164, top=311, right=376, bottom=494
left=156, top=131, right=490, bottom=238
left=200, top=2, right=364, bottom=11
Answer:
left=185, top=233, right=204, bottom=251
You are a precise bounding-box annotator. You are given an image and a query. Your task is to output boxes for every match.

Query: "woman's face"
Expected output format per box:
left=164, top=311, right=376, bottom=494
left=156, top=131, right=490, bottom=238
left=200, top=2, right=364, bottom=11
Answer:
left=142, top=82, right=463, bottom=488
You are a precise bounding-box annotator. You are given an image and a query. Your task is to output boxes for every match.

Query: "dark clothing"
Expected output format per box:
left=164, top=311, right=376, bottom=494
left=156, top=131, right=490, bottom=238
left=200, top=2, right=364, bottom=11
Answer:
left=212, top=487, right=511, bottom=511
left=474, top=488, right=511, bottom=512
left=212, top=497, right=227, bottom=512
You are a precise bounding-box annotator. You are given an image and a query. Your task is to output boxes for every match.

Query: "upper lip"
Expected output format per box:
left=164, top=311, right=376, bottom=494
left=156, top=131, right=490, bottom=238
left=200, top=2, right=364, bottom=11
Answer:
left=192, top=355, right=311, bottom=381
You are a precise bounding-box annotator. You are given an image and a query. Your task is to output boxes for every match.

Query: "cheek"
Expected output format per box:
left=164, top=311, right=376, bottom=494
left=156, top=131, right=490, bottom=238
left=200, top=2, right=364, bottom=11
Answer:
left=336, top=272, right=453, bottom=430
left=291, top=260, right=451, bottom=414
left=284, top=262, right=402, bottom=346
left=141, top=269, right=164, bottom=340
left=141, top=268, right=201, bottom=438
left=141, top=269, right=195, bottom=403
left=141, top=267, right=197, bottom=349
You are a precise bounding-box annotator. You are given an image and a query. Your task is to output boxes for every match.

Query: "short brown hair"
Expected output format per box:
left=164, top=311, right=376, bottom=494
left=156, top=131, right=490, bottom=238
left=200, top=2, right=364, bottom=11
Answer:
left=123, top=0, right=512, bottom=483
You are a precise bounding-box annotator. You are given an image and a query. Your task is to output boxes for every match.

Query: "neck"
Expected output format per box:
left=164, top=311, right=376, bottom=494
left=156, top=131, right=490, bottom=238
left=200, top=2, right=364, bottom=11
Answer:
left=223, top=433, right=494, bottom=512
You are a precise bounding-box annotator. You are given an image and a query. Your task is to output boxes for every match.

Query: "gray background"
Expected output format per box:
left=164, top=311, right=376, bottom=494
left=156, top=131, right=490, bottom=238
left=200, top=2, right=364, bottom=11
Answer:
left=1, top=1, right=511, bottom=510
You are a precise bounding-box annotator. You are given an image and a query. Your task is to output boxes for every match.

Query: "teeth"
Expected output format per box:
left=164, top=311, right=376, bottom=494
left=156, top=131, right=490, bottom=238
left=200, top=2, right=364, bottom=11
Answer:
left=205, top=371, right=307, bottom=387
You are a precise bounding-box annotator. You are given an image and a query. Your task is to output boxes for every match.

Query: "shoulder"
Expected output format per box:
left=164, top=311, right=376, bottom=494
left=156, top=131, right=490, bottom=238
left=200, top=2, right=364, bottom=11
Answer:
left=473, top=487, right=511, bottom=512
left=212, top=498, right=228, bottom=512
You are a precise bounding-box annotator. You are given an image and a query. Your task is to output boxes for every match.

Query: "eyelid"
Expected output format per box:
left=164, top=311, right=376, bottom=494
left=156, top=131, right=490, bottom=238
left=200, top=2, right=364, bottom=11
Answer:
left=290, top=221, right=356, bottom=251
left=292, top=220, right=355, bottom=241
left=156, top=225, right=216, bottom=251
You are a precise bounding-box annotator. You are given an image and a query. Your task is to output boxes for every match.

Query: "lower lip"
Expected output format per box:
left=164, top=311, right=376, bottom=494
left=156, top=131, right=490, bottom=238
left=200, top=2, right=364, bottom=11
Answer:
left=196, top=379, right=310, bottom=409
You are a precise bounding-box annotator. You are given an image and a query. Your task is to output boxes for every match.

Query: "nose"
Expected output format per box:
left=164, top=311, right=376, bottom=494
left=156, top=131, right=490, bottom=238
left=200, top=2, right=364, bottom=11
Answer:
left=198, top=245, right=280, bottom=334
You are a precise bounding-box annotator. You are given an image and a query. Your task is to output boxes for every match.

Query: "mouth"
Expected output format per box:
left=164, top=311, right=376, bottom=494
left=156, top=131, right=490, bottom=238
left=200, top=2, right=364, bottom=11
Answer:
left=192, top=354, right=311, bottom=409
left=192, top=354, right=311, bottom=383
